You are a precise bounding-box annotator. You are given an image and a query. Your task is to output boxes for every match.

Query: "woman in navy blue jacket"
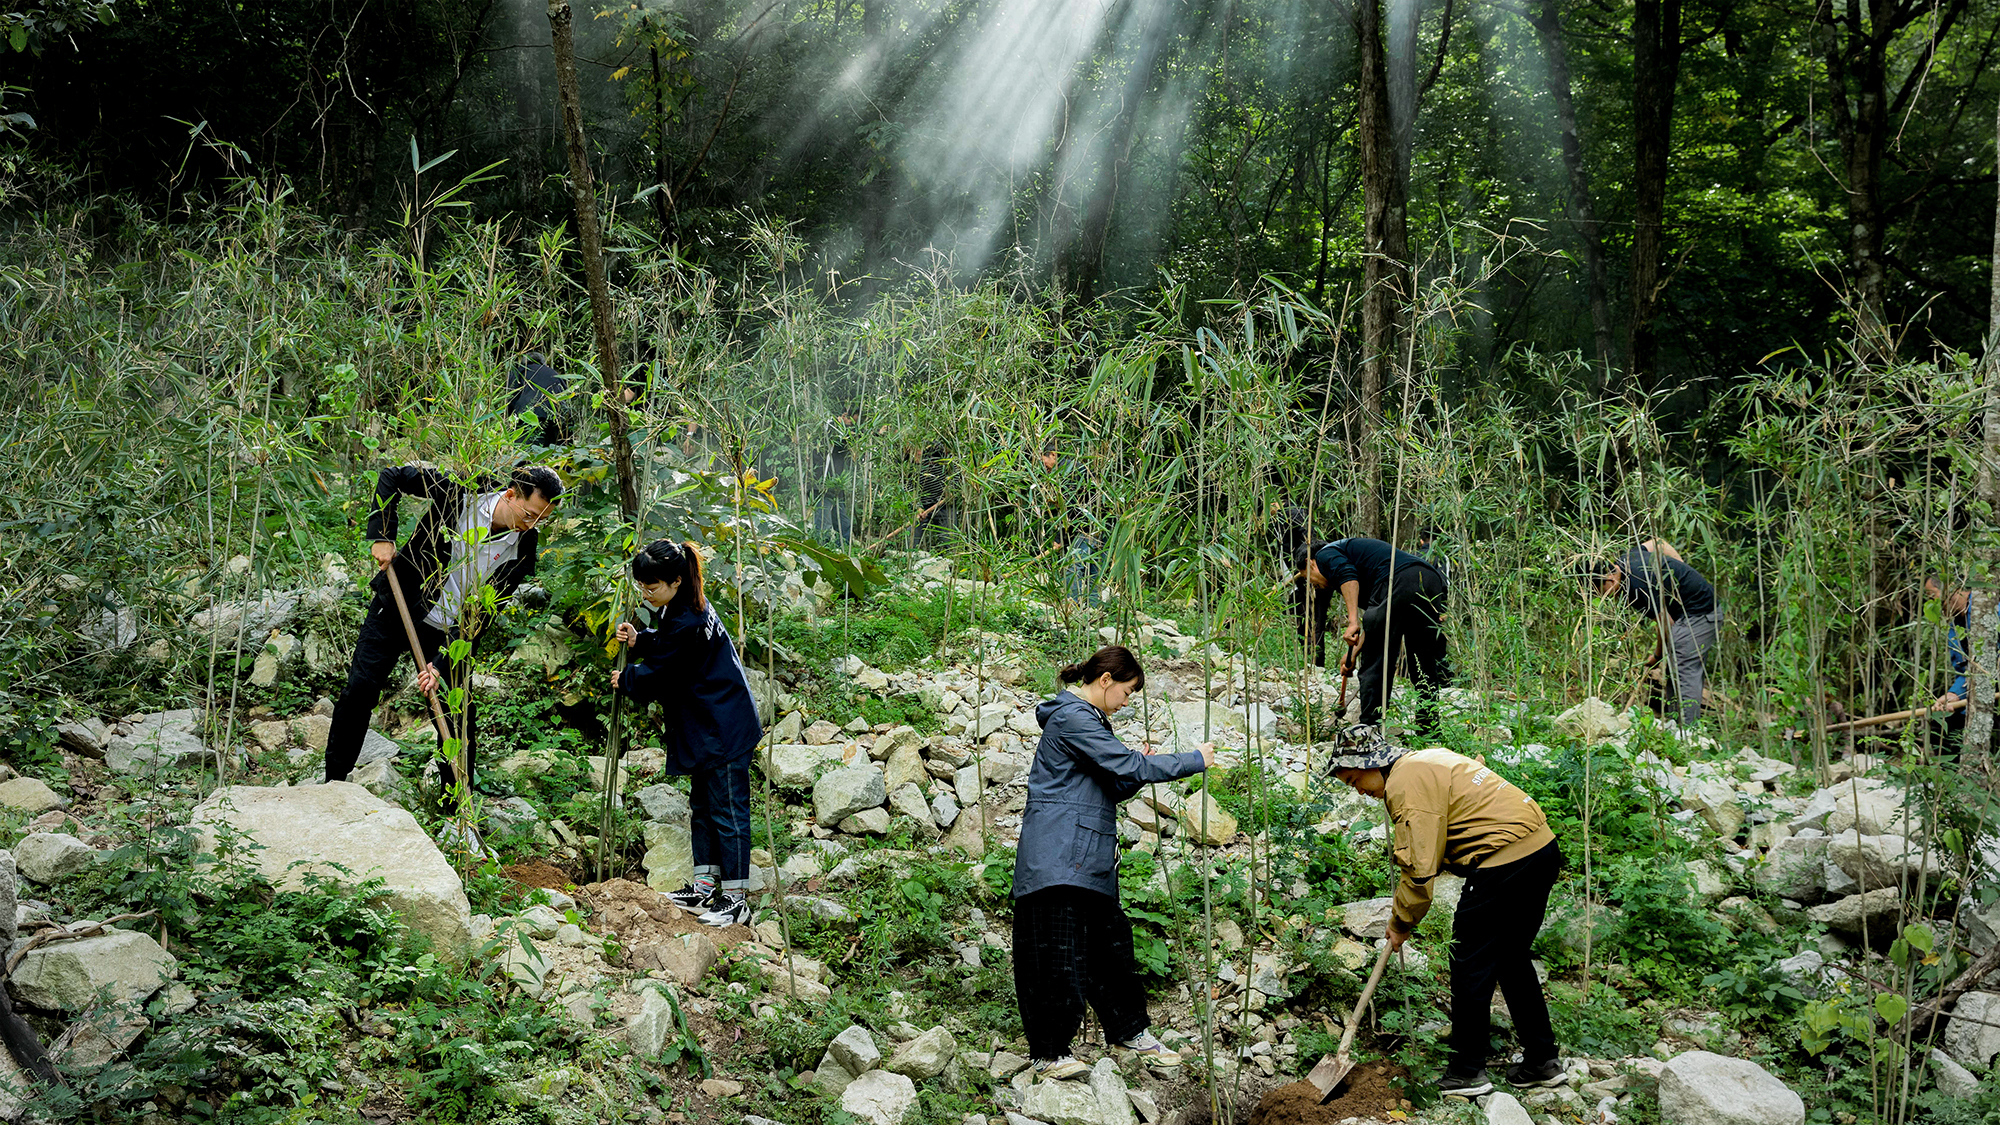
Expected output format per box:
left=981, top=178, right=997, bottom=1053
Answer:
left=1014, top=646, right=1215, bottom=1080
left=612, top=539, right=762, bottom=927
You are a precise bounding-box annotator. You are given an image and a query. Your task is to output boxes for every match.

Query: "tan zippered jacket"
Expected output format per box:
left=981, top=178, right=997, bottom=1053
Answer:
left=1383, top=748, right=1555, bottom=935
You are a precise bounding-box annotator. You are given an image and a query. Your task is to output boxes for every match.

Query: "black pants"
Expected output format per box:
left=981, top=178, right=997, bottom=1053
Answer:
left=325, top=594, right=475, bottom=806
left=1450, top=840, right=1561, bottom=1074
left=689, top=762, right=752, bottom=884
left=1356, top=564, right=1450, bottom=734
left=1012, top=886, right=1151, bottom=1059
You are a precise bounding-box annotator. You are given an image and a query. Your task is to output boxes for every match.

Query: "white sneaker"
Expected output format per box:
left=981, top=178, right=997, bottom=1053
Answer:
left=1033, top=1056, right=1090, bottom=1081
left=1117, top=1030, right=1181, bottom=1068
left=698, top=891, right=751, bottom=928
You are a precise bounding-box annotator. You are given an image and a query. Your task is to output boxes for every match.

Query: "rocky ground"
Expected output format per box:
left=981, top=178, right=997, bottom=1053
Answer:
left=2, top=554, right=1996, bottom=1125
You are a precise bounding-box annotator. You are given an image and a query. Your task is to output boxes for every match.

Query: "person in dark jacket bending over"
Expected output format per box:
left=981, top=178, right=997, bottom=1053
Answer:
left=327, top=464, right=562, bottom=815
left=1297, top=537, right=1451, bottom=737
left=613, top=540, right=763, bottom=928
left=1329, top=733, right=1564, bottom=1099
left=1579, top=539, right=1717, bottom=727
left=1014, top=646, right=1215, bottom=1080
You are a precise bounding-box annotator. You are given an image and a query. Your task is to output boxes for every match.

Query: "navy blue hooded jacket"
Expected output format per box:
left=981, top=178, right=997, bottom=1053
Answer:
left=1012, top=692, right=1209, bottom=900
left=616, top=602, right=762, bottom=773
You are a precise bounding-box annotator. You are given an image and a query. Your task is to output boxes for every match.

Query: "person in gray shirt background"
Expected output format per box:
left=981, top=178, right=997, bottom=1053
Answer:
left=1578, top=539, right=1719, bottom=727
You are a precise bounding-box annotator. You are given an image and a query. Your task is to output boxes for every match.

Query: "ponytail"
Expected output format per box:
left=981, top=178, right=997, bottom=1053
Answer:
left=631, top=538, right=707, bottom=614
left=1057, top=645, right=1145, bottom=691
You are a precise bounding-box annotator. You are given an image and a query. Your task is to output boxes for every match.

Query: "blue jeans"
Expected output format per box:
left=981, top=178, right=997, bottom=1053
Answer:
left=690, top=761, right=752, bottom=885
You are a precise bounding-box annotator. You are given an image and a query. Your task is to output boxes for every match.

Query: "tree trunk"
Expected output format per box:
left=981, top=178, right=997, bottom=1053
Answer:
left=1356, top=0, right=1407, bottom=539
left=1816, top=0, right=1889, bottom=349
left=548, top=0, right=641, bottom=523
left=1627, top=0, right=1682, bottom=393
left=1527, top=0, right=1614, bottom=379
left=1964, top=99, right=2000, bottom=769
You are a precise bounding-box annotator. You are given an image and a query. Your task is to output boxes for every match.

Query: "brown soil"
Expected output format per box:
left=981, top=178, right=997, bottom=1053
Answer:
left=1247, top=1065, right=1411, bottom=1125
left=504, top=859, right=578, bottom=893
left=579, top=878, right=754, bottom=951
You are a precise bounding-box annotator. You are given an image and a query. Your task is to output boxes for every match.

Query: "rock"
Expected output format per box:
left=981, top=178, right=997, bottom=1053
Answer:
left=885, top=743, right=928, bottom=793
left=1826, top=831, right=1937, bottom=892
left=1930, top=1047, right=1980, bottom=1097
left=1176, top=792, right=1237, bottom=845
left=349, top=757, right=409, bottom=804
left=1806, top=888, right=1900, bottom=938
left=0, top=778, right=62, bottom=814
left=1022, top=1076, right=1109, bottom=1125
left=191, top=590, right=304, bottom=650
left=762, top=743, right=847, bottom=788
left=1685, top=860, right=1728, bottom=902
left=105, top=710, right=210, bottom=773
left=1342, top=898, right=1395, bottom=940
left=648, top=931, right=720, bottom=988
left=1827, top=780, right=1915, bottom=836
left=642, top=823, right=695, bottom=892
left=9, top=929, right=176, bottom=1010
left=355, top=729, right=401, bottom=770
left=1772, top=950, right=1846, bottom=998
left=636, top=785, right=692, bottom=825
left=815, top=1058, right=858, bottom=1095
left=55, top=718, right=107, bottom=758
left=1753, top=835, right=1830, bottom=901
left=699, top=1077, right=744, bottom=1098
left=804, top=720, right=841, bottom=745
left=503, top=937, right=552, bottom=998
left=14, top=833, right=95, bottom=883
left=1087, top=1058, right=1135, bottom=1125
left=1945, top=991, right=2000, bottom=1067
left=979, top=751, right=1027, bottom=787
left=784, top=895, right=857, bottom=926
left=954, top=764, right=984, bottom=807
left=989, top=1050, right=1031, bottom=1078
left=584, top=755, right=630, bottom=794
left=518, top=905, right=563, bottom=937
left=1555, top=697, right=1631, bottom=742
left=626, top=987, right=676, bottom=1055
left=842, top=1069, right=918, bottom=1125
left=0, top=851, right=14, bottom=944
left=932, top=793, right=961, bottom=829
left=830, top=1024, right=883, bottom=1077
left=1657, top=1051, right=1803, bottom=1125
left=816, top=765, right=887, bottom=825
left=889, top=784, right=936, bottom=827
left=191, top=783, right=474, bottom=958
left=1679, top=778, right=1745, bottom=838
left=1214, top=918, right=1245, bottom=950
left=840, top=807, right=892, bottom=835
left=1482, top=1092, right=1534, bottom=1125
left=885, top=1025, right=956, bottom=1079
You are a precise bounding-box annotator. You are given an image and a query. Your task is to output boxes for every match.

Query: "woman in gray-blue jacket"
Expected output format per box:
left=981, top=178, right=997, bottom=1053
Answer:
left=1013, top=646, right=1214, bottom=1080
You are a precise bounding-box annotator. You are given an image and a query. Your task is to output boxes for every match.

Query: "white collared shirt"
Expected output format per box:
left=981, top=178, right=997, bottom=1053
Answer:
left=423, top=491, right=521, bottom=630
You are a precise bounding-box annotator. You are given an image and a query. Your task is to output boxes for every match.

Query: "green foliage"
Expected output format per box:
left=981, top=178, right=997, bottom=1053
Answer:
left=1600, top=856, right=1732, bottom=991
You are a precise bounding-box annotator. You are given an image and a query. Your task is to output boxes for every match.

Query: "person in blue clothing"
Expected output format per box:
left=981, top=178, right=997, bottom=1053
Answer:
left=1296, top=537, right=1451, bottom=737
left=1014, top=646, right=1216, bottom=1081
left=612, top=539, right=763, bottom=928
left=1923, top=576, right=1971, bottom=751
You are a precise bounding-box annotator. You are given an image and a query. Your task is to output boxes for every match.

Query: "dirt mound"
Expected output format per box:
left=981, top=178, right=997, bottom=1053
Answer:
left=578, top=878, right=754, bottom=982
left=1247, top=1065, right=1411, bottom=1125
left=504, top=859, right=577, bottom=892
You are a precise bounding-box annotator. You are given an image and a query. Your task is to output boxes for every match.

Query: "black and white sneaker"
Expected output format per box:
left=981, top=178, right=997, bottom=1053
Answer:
left=698, top=891, right=751, bottom=928
left=1437, top=1069, right=1494, bottom=1097
left=665, top=883, right=716, bottom=911
left=1506, top=1057, right=1566, bottom=1088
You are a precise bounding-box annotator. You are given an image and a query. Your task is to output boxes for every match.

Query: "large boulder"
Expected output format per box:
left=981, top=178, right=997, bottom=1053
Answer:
left=105, top=710, right=211, bottom=774
left=815, top=766, right=886, bottom=825
left=635, top=785, right=692, bottom=825
left=840, top=1070, right=917, bottom=1125
left=642, top=822, right=695, bottom=892
left=1658, top=1051, right=1804, bottom=1125
left=626, top=986, right=677, bottom=1056
left=1826, top=831, right=1938, bottom=892
left=9, top=929, right=176, bottom=1011
left=14, top=833, right=96, bottom=883
left=1176, top=792, right=1238, bottom=845
left=0, top=778, right=63, bottom=814
left=1806, top=888, right=1901, bottom=938
left=1796, top=778, right=1913, bottom=836
left=1555, top=697, right=1631, bottom=743
left=761, top=744, right=846, bottom=789
left=885, top=1025, right=956, bottom=1080
left=829, top=1024, right=882, bottom=1076
left=1342, top=898, right=1395, bottom=940
left=191, top=783, right=473, bottom=958
left=1679, top=777, right=1745, bottom=839
left=1753, top=835, right=1830, bottom=901
left=1945, top=991, right=2000, bottom=1067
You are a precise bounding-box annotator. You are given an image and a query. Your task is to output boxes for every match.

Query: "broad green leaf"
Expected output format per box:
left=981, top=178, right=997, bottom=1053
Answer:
left=1874, top=993, right=1908, bottom=1024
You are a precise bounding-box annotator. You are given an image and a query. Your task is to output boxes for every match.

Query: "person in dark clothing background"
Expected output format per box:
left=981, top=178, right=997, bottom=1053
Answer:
left=1014, top=646, right=1214, bottom=1079
left=1922, top=575, right=1972, bottom=751
left=507, top=356, right=570, bottom=446
left=613, top=539, right=763, bottom=928
left=1579, top=539, right=1717, bottom=727
left=1297, top=537, right=1451, bottom=737
left=326, top=464, right=563, bottom=817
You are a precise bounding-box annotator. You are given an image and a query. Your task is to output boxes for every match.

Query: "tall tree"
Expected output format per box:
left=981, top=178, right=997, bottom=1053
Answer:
left=1627, top=0, right=1687, bottom=392
left=1966, top=99, right=2000, bottom=770
left=1354, top=0, right=1408, bottom=538
left=1525, top=0, right=1615, bottom=378
left=1816, top=0, right=1971, bottom=348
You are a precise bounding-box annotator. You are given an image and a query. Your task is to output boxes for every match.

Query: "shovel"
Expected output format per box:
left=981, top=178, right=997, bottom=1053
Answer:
left=1335, top=639, right=1358, bottom=721
left=381, top=562, right=473, bottom=819
left=1306, top=941, right=1392, bottom=1102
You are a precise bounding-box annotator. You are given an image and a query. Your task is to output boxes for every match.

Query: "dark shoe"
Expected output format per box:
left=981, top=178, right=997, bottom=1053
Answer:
left=1438, top=1069, right=1493, bottom=1097
left=698, top=891, right=751, bottom=928
left=665, top=883, right=716, bottom=911
left=1506, top=1057, right=1565, bottom=1088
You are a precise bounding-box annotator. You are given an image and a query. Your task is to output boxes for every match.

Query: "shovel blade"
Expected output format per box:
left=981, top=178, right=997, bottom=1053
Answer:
left=1305, top=1052, right=1353, bottom=1102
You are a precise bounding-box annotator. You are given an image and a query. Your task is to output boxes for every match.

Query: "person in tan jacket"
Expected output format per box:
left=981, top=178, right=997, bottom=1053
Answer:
left=1329, top=734, right=1564, bottom=1098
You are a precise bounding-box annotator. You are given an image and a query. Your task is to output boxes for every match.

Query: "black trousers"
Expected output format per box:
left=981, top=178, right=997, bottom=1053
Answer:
left=1012, top=886, right=1151, bottom=1059
left=1450, top=840, right=1561, bottom=1074
left=689, top=762, right=752, bottom=884
left=1356, top=564, right=1450, bottom=734
left=325, top=594, right=476, bottom=806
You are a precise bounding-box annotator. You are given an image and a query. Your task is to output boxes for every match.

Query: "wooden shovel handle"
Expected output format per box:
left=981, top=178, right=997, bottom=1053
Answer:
left=1338, top=942, right=1393, bottom=1057
left=381, top=562, right=471, bottom=816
